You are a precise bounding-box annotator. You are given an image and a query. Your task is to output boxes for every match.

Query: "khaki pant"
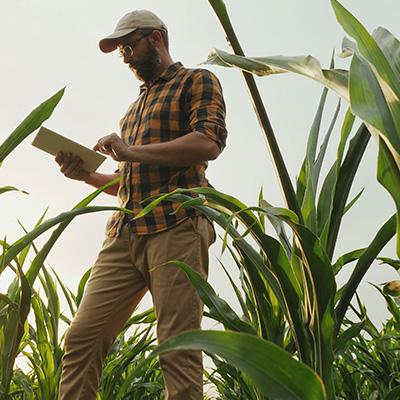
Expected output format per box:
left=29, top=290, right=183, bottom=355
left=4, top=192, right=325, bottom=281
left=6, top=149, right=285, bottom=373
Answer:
left=58, top=216, right=215, bottom=400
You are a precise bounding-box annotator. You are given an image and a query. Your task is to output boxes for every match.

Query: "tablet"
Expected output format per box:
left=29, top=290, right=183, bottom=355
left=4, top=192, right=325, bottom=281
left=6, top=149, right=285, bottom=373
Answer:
left=32, top=126, right=106, bottom=172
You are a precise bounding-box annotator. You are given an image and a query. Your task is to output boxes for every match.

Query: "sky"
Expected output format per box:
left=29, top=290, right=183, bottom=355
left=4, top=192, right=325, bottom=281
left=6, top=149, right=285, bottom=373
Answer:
left=1, top=0, right=400, bottom=360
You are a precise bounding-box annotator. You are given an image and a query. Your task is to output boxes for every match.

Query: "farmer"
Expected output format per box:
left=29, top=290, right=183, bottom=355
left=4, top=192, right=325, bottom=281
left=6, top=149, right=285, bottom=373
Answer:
left=55, top=9, right=227, bottom=400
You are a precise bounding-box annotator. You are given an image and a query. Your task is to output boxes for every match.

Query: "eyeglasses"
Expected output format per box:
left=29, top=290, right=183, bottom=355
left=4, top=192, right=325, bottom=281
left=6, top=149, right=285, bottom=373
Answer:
left=118, top=31, right=153, bottom=58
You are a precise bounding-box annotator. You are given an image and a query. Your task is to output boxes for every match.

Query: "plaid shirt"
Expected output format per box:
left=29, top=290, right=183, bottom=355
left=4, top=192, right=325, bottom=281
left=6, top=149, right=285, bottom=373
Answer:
left=105, top=62, right=227, bottom=236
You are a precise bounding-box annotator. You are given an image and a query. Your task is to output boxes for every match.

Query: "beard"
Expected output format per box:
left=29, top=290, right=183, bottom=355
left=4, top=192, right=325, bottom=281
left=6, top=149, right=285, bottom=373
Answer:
left=129, top=42, right=162, bottom=83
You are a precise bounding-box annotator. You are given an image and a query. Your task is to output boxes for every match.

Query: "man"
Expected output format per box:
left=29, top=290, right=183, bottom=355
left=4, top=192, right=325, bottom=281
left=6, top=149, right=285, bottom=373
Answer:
left=55, top=9, right=227, bottom=400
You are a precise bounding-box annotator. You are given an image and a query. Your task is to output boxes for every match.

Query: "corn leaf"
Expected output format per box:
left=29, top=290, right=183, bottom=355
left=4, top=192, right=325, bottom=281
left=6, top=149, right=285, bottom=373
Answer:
left=204, top=49, right=349, bottom=101
left=153, top=330, right=327, bottom=400
left=0, top=186, right=28, bottom=196
left=331, top=0, right=400, bottom=154
left=377, top=139, right=400, bottom=255
left=163, top=260, right=256, bottom=335
left=384, top=385, right=400, bottom=400
left=335, top=214, right=396, bottom=330
left=0, top=88, right=65, bottom=164
left=333, top=248, right=366, bottom=275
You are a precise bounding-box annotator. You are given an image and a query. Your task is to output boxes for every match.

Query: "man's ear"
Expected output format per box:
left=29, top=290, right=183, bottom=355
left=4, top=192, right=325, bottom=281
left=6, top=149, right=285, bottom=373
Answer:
left=150, top=30, right=163, bottom=48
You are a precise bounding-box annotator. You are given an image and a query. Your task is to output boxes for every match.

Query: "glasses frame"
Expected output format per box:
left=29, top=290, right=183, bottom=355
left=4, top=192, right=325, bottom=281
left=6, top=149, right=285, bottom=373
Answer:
left=118, top=31, right=154, bottom=58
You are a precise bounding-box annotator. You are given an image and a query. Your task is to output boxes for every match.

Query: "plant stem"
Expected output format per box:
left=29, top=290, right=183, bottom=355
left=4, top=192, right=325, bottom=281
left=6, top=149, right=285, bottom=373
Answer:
left=208, top=0, right=303, bottom=223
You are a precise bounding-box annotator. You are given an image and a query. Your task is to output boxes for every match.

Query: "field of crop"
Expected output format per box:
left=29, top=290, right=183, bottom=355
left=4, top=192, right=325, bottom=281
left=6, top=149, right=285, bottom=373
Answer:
left=1, top=1, right=400, bottom=399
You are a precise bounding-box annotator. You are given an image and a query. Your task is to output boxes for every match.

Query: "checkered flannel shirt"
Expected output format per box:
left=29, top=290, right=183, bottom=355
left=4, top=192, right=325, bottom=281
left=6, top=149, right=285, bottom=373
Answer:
left=105, top=62, right=227, bottom=236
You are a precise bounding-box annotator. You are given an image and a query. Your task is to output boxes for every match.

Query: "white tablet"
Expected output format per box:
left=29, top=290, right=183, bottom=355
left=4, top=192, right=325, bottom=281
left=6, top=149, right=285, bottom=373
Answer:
left=32, top=126, right=106, bottom=172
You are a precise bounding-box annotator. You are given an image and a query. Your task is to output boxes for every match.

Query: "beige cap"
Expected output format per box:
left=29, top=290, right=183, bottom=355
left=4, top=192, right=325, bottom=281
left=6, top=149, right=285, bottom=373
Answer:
left=99, top=10, right=168, bottom=53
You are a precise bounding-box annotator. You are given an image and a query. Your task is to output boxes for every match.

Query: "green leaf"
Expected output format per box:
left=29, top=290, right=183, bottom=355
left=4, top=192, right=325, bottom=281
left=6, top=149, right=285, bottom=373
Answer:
left=377, top=257, right=400, bottom=271
left=0, top=293, right=17, bottom=309
left=286, top=222, right=336, bottom=387
left=0, top=186, right=28, bottom=196
left=331, top=0, right=400, bottom=90
left=333, top=248, right=366, bottom=274
left=76, top=267, right=92, bottom=307
left=335, top=214, right=396, bottom=331
left=349, top=52, right=399, bottom=155
left=373, top=27, right=400, bottom=78
left=316, top=108, right=355, bottom=244
left=314, top=99, right=341, bottom=190
left=0, top=88, right=65, bottom=164
left=303, top=97, right=341, bottom=234
left=334, top=319, right=366, bottom=355
left=331, top=0, right=400, bottom=153
left=377, top=139, right=400, bottom=256
left=205, top=48, right=349, bottom=101
left=40, top=265, right=60, bottom=347
left=0, top=177, right=123, bottom=394
left=153, top=330, right=327, bottom=400
left=164, top=260, right=256, bottom=335
left=1, top=177, right=123, bottom=278
left=125, top=308, right=156, bottom=326
left=325, top=124, right=370, bottom=259
left=51, top=267, right=76, bottom=318
left=337, top=108, right=356, bottom=164
left=0, top=205, right=125, bottom=276
left=1, top=262, right=32, bottom=393
left=259, top=200, right=291, bottom=255
left=384, top=385, right=400, bottom=400
left=298, top=81, right=330, bottom=232
left=218, top=258, right=253, bottom=324
left=17, top=208, right=48, bottom=268
left=343, top=188, right=364, bottom=215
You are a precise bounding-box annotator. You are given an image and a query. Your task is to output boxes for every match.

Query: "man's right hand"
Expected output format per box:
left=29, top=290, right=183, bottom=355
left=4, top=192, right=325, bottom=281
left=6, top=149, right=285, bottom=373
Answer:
left=55, top=152, right=90, bottom=181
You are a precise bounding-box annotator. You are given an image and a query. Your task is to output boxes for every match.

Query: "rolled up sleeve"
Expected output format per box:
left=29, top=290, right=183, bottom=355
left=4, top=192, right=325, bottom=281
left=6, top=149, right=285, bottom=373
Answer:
left=185, top=69, right=227, bottom=152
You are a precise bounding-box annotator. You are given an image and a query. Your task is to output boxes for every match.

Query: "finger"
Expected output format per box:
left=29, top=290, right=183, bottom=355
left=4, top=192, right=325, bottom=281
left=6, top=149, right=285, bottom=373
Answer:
left=103, top=144, right=112, bottom=153
left=55, top=152, right=64, bottom=165
left=97, top=144, right=112, bottom=155
left=68, top=154, right=82, bottom=169
left=63, top=158, right=82, bottom=177
left=59, top=153, right=76, bottom=173
left=94, top=140, right=108, bottom=153
left=108, top=150, right=118, bottom=161
left=71, top=155, right=83, bottom=164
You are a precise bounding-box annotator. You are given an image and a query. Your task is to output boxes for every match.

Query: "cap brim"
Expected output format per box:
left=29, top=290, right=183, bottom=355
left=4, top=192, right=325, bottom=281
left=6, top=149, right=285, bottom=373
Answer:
left=99, top=28, right=137, bottom=53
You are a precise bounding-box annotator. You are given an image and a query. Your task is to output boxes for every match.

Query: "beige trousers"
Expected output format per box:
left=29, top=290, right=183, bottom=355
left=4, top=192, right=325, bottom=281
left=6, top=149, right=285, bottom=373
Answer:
left=58, top=216, right=215, bottom=400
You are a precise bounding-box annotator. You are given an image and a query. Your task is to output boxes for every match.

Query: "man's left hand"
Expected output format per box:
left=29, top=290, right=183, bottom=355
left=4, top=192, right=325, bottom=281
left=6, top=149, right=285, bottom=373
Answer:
left=93, top=133, right=133, bottom=161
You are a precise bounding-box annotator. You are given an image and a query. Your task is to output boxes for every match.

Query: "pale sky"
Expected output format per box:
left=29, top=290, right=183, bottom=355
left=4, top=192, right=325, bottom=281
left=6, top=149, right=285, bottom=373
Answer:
left=1, top=0, right=399, bottom=343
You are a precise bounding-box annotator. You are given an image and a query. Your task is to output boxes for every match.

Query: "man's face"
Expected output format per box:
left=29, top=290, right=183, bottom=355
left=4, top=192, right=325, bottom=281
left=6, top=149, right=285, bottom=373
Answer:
left=118, top=30, right=162, bottom=83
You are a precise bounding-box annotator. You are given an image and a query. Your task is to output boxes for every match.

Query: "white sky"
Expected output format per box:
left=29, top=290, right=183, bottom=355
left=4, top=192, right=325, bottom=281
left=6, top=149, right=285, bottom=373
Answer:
left=1, top=0, right=399, bottom=344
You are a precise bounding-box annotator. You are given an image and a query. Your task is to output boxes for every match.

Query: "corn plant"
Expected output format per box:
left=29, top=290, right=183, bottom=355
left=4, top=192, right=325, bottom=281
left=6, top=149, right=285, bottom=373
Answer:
left=334, top=286, right=400, bottom=400
left=0, top=89, right=130, bottom=398
left=3, top=1, right=400, bottom=398
left=99, top=310, right=163, bottom=400
left=4, top=259, right=163, bottom=400
left=132, top=1, right=400, bottom=399
left=0, top=88, right=64, bottom=398
left=204, top=0, right=400, bottom=257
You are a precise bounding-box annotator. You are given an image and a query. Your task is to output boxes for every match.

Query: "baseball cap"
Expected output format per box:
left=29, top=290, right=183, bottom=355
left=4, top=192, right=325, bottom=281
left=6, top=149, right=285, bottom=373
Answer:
left=99, top=10, right=168, bottom=53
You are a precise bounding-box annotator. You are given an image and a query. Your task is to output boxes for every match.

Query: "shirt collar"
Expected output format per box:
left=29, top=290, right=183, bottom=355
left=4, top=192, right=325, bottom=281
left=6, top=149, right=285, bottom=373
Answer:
left=139, top=61, right=183, bottom=93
